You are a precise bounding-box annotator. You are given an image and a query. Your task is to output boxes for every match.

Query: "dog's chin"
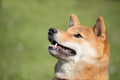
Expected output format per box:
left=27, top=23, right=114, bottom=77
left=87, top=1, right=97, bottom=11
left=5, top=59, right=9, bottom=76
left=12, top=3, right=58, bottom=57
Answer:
left=48, top=39, right=76, bottom=59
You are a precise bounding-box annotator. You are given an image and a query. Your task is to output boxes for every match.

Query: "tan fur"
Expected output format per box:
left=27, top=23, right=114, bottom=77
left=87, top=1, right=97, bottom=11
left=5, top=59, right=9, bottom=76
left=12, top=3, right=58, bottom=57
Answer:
left=48, top=14, right=110, bottom=80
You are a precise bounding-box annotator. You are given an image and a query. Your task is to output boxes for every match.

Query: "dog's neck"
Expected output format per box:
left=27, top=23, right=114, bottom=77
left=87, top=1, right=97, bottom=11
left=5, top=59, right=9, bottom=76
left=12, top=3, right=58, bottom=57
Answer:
left=54, top=58, right=109, bottom=80
left=54, top=60, right=76, bottom=80
left=74, top=61, right=109, bottom=80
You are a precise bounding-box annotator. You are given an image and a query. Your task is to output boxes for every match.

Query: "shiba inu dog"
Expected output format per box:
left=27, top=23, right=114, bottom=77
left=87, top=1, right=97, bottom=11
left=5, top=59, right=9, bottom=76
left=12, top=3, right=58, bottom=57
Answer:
left=48, top=14, right=110, bottom=80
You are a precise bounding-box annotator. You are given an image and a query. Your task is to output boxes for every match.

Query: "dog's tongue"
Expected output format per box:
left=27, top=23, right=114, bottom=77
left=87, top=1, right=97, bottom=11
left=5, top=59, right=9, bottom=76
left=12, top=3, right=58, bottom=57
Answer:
left=57, top=46, right=69, bottom=53
left=54, top=43, right=72, bottom=55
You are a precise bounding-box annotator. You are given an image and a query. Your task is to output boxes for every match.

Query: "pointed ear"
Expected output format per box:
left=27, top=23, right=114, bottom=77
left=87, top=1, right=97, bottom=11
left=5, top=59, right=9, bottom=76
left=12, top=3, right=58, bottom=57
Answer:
left=93, top=16, right=107, bottom=41
left=69, top=14, right=80, bottom=27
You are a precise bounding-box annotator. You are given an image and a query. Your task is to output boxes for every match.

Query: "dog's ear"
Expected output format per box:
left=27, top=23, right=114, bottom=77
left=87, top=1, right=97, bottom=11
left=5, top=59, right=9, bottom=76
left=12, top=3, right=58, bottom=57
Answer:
left=93, top=16, right=107, bottom=41
left=69, top=14, right=80, bottom=27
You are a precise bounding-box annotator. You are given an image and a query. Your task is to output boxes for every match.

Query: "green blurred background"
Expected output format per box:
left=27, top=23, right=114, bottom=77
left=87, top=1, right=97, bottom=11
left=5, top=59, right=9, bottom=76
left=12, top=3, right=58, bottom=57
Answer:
left=0, top=0, right=120, bottom=80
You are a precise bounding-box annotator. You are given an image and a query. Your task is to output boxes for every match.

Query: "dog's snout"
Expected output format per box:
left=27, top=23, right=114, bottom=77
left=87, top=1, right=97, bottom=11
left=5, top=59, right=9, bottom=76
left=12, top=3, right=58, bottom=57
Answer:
left=48, top=28, right=57, bottom=35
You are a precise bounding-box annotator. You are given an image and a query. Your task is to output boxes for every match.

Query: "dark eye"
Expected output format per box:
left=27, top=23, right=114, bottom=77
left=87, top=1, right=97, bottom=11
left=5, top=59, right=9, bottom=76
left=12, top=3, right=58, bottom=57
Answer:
left=74, top=33, right=82, bottom=38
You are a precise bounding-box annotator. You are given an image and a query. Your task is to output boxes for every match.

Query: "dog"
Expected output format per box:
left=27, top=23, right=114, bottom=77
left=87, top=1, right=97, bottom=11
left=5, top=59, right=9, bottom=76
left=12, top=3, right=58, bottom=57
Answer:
left=48, top=14, right=110, bottom=80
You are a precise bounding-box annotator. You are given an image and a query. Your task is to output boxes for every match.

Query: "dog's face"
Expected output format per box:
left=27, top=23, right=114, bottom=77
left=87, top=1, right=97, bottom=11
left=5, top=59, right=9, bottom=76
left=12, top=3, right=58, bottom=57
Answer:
left=48, top=14, right=108, bottom=64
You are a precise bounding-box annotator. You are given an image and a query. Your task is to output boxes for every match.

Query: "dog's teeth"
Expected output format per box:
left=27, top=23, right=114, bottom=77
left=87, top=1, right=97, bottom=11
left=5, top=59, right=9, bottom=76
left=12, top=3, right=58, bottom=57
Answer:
left=66, top=50, right=68, bottom=52
left=54, top=43, right=57, bottom=48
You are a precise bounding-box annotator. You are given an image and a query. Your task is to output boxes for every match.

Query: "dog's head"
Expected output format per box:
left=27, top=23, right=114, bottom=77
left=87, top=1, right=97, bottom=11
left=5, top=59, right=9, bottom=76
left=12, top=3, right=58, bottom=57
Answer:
left=48, top=14, right=109, bottom=64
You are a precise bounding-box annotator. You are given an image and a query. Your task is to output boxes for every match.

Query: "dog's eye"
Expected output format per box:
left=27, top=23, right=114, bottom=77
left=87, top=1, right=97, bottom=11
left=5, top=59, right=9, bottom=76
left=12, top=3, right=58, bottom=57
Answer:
left=74, top=34, right=82, bottom=38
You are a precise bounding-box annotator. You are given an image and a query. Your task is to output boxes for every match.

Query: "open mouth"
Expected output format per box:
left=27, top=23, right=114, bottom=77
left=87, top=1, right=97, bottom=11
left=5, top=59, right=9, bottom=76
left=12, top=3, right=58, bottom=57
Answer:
left=48, top=37, right=76, bottom=56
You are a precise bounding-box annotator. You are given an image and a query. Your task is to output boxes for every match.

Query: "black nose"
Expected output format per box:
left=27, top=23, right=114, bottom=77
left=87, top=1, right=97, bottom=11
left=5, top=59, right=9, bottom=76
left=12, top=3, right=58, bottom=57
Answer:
left=48, top=28, right=57, bottom=35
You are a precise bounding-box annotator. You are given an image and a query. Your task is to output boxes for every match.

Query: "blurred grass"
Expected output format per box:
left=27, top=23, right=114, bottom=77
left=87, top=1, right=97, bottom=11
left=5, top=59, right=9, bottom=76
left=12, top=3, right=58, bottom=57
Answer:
left=0, top=0, right=120, bottom=80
